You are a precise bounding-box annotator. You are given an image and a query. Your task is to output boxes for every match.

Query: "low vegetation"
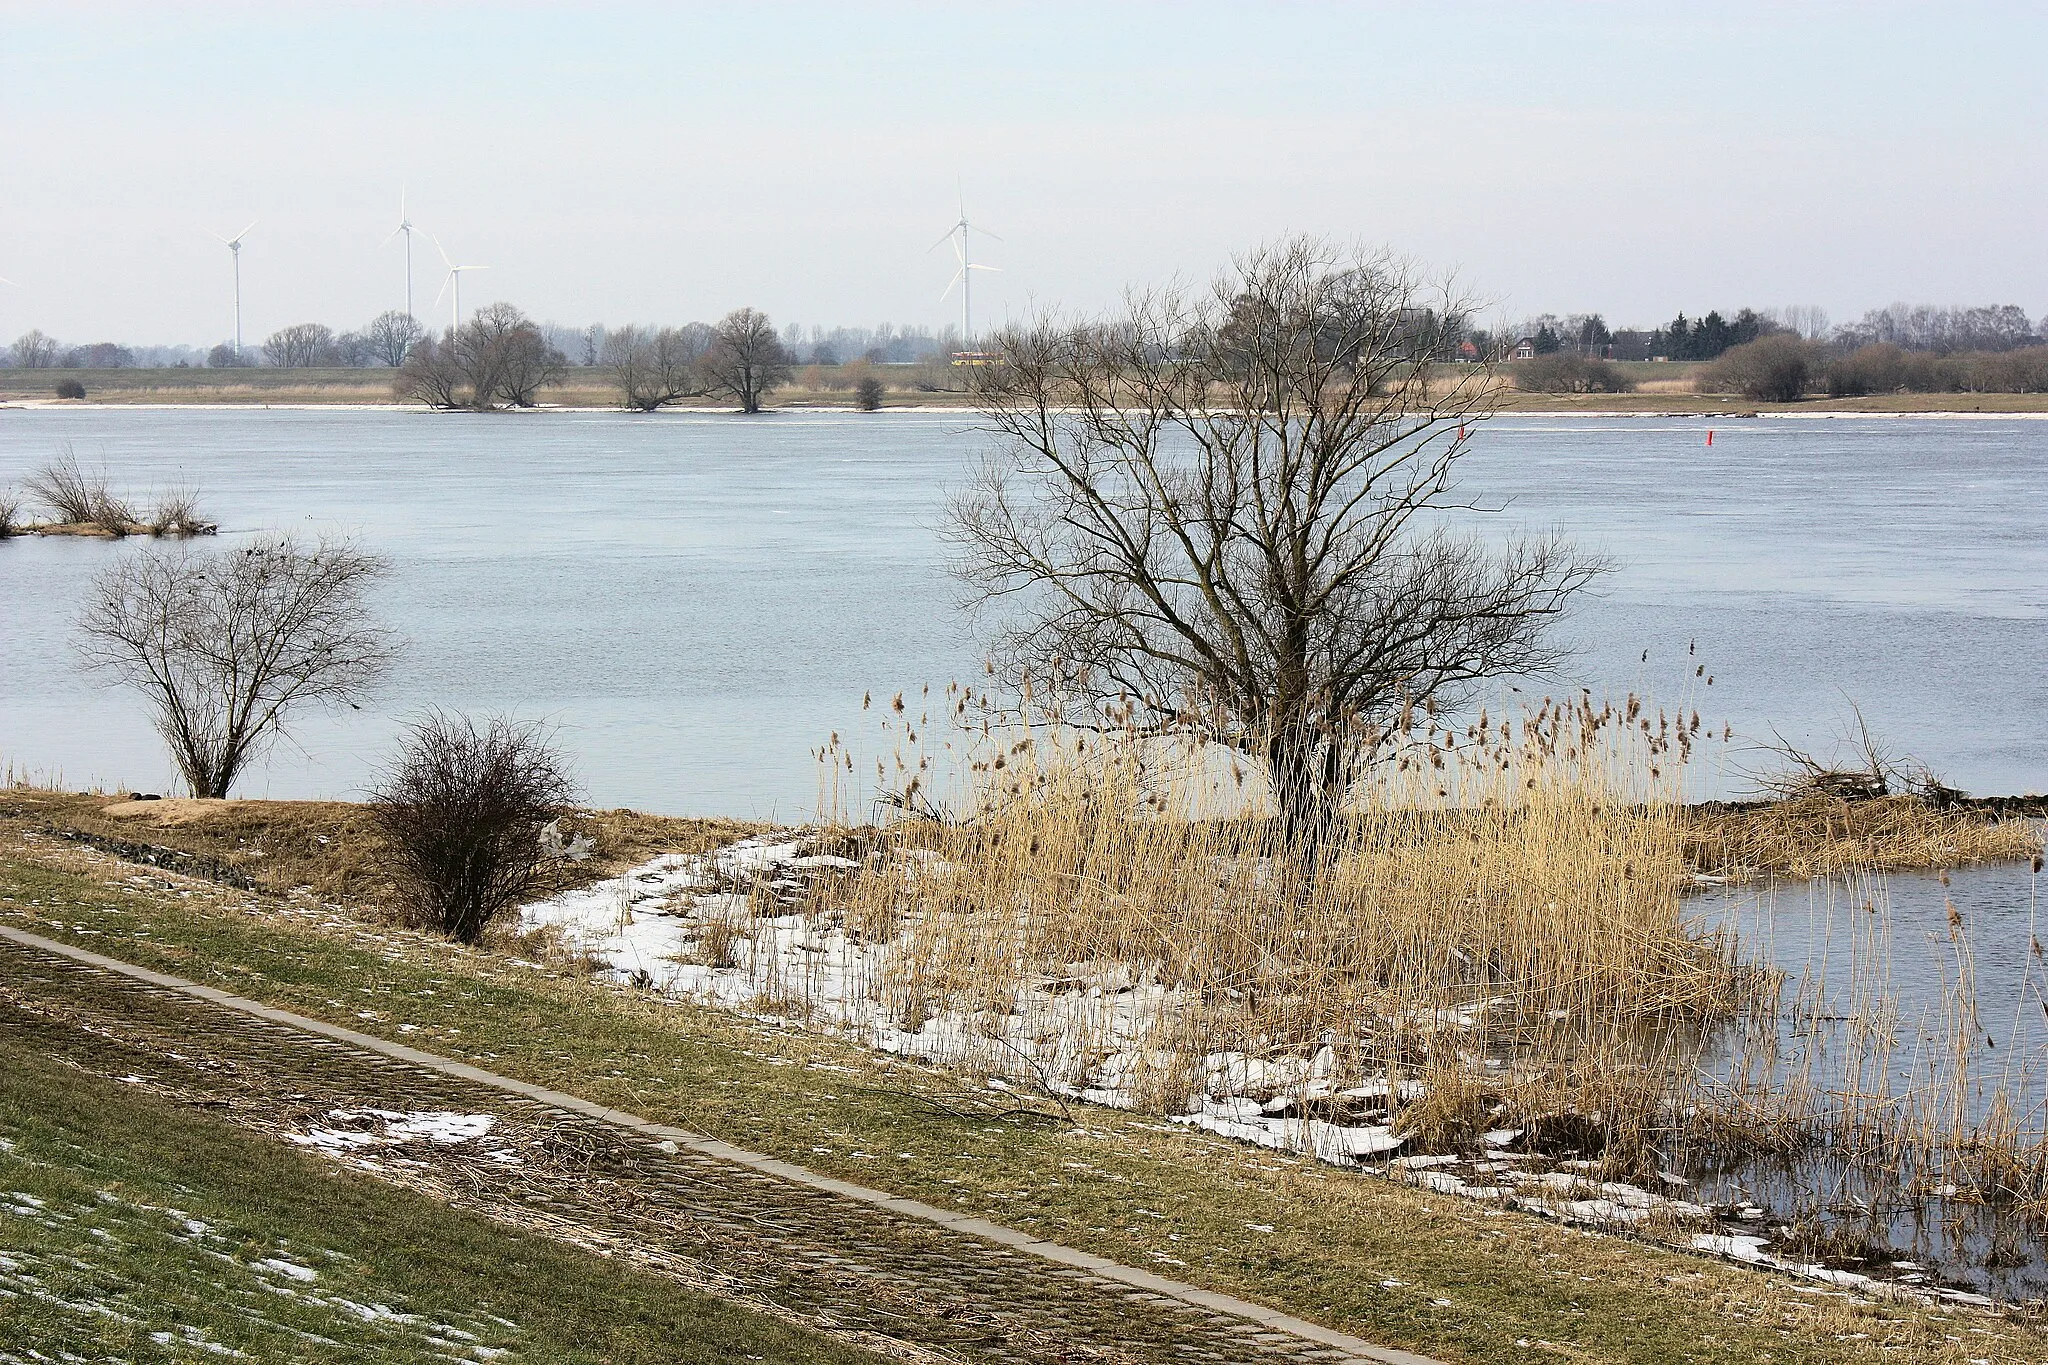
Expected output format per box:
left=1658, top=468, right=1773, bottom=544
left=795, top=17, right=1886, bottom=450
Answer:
left=0, top=1047, right=878, bottom=1364
left=1510, top=351, right=1636, bottom=393
left=371, top=712, right=579, bottom=943
left=1700, top=333, right=1814, bottom=402
left=8, top=450, right=214, bottom=537
left=3, top=821, right=2038, bottom=1363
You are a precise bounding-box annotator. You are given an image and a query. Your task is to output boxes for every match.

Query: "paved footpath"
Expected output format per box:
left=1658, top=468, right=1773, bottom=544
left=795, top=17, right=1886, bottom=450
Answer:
left=0, top=925, right=1440, bottom=1365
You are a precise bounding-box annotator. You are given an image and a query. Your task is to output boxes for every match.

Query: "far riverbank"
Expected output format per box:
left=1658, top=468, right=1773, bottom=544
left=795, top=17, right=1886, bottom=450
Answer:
left=10, top=364, right=2048, bottom=415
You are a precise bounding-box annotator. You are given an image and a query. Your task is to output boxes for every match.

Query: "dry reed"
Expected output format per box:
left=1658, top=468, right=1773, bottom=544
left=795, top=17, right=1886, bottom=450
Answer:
left=778, top=686, right=2048, bottom=1270
left=1682, top=794, right=2042, bottom=879
left=797, top=690, right=1749, bottom=1172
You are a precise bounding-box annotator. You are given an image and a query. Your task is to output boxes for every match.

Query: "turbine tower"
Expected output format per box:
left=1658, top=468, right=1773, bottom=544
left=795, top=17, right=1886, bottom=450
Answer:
left=430, top=233, right=486, bottom=331
left=383, top=189, right=417, bottom=319
left=209, top=222, right=257, bottom=357
left=930, top=191, right=1001, bottom=346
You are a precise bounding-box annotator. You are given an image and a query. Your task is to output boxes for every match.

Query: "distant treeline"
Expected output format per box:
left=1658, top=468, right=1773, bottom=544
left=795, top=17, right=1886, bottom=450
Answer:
left=1499, top=302, right=2048, bottom=366
left=6, top=316, right=963, bottom=372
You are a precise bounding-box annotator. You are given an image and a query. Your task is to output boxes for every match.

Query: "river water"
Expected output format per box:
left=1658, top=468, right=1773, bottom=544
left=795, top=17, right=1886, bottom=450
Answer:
left=1, top=407, right=2043, bottom=813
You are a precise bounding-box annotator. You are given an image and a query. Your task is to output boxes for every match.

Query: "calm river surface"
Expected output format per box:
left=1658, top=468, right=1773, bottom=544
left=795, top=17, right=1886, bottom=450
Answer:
left=2, top=407, right=2043, bottom=815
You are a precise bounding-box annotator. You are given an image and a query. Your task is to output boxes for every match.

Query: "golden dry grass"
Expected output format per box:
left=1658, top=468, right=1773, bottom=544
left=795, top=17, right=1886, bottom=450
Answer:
left=799, top=696, right=1746, bottom=1165
left=1681, top=794, right=2042, bottom=879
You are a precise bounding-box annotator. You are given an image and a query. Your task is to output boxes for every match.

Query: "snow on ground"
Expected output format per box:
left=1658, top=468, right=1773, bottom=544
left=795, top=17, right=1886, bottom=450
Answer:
left=286, top=1109, right=517, bottom=1168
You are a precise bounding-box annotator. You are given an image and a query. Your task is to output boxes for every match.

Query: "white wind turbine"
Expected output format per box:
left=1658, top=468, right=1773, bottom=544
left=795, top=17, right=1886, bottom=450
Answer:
left=383, top=188, right=418, bottom=320
left=208, top=222, right=258, bottom=357
left=429, top=233, right=486, bottom=331
left=930, top=191, right=1001, bottom=346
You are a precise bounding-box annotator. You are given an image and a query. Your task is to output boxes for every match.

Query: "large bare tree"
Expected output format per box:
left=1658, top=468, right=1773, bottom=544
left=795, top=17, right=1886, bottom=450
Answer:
left=364, top=310, right=425, bottom=367
left=394, top=303, right=563, bottom=410
left=11, top=329, right=60, bottom=368
left=263, top=323, right=336, bottom=368
left=703, top=308, right=793, bottom=414
left=953, top=237, right=1602, bottom=855
left=77, top=537, right=393, bottom=798
left=603, top=323, right=715, bottom=411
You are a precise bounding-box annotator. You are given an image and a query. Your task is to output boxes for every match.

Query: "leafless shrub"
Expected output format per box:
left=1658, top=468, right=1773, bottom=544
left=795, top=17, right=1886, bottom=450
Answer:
left=854, top=375, right=886, bottom=410
left=1743, top=707, right=1948, bottom=804
left=27, top=447, right=135, bottom=531
left=76, top=536, right=392, bottom=797
left=0, top=492, right=19, bottom=537
left=371, top=713, right=579, bottom=945
left=604, top=323, right=714, bottom=411
left=1512, top=351, right=1636, bottom=393
left=1698, top=334, right=1814, bottom=402
left=147, top=487, right=208, bottom=536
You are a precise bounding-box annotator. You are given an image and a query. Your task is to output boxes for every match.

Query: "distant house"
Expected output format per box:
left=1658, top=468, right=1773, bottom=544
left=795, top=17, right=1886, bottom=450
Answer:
left=1509, top=336, right=1538, bottom=361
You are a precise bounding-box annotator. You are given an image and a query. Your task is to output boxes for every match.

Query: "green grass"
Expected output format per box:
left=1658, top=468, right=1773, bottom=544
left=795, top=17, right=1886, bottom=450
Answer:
left=1, top=836, right=2035, bottom=1364
left=0, top=1046, right=879, bottom=1364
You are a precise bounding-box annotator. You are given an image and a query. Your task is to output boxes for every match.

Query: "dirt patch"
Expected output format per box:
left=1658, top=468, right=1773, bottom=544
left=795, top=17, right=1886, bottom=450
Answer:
left=101, top=797, right=266, bottom=825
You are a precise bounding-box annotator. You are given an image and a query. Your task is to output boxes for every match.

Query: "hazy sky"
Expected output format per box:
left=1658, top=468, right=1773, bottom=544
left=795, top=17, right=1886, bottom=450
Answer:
left=5, top=1, right=2045, bottom=347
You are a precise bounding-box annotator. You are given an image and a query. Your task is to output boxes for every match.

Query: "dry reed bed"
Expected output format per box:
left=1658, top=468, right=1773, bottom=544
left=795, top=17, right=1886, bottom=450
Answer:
left=1680, top=793, right=2041, bottom=879
left=789, top=691, right=2048, bottom=1259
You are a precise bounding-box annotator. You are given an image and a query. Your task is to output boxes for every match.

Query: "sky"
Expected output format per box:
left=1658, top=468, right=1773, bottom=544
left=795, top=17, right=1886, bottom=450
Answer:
left=4, top=0, right=2046, bottom=349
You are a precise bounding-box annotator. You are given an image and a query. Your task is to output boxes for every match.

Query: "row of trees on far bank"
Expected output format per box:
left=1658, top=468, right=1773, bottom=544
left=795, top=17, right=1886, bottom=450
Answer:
left=394, top=304, right=798, bottom=412
left=1513, top=333, right=2048, bottom=399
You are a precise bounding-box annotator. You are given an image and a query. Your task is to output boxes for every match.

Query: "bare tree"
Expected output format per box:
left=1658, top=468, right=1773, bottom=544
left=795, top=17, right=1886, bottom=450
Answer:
left=953, top=237, right=1602, bottom=857
left=394, top=333, right=467, bottom=408
left=371, top=712, right=578, bottom=945
left=393, top=304, right=563, bottom=410
left=703, top=308, right=793, bottom=414
left=11, top=329, right=59, bottom=368
left=603, top=323, right=714, bottom=411
left=364, top=310, right=424, bottom=367
left=263, top=323, right=336, bottom=368
left=471, top=303, right=566, bottom=407
left=76, top=536, right=392, bottom=798
left=1699, top=333, right=1813, bottom=402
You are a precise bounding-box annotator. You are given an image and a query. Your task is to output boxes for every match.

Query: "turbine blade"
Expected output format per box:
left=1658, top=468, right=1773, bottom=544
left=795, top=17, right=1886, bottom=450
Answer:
left=235, top=221, right=257, bottom=242
left=381, top=225, right=405, bottom=246
left=940, top=268, right=965, bottom=302
left=969, top=224, right=1004, bottom=243
left=434, top=271, right=453, bottom=306
left=968, top=263, right=1002, bottom=273
left=927, top=227, right=957, bottom=254
left=428, top=232, right=454, bottom=269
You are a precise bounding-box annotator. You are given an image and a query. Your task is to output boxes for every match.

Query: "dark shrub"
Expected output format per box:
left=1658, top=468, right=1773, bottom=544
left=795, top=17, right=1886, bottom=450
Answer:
left=854, top=375, right=885, bottom=410
left=1701, top=334, right=1813, bottom=402
left=54, top=378, right=86, bottom=400
left=1512, top=352, right=1636, bottom=394
left=371, top=713, right=578, bottom=944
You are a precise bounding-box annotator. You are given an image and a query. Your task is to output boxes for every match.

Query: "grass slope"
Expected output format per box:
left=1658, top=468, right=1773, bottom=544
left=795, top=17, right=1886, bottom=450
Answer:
left=0, top=1047, right=879, bottom=1364
left=0, top=828, right=2037, bottom=1364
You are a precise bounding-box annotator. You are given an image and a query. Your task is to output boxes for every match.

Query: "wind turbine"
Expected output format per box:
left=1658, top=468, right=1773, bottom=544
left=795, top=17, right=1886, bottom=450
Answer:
left=429, top=233, right=486, bottom=331
left=930, top=191, right=1001, bottom=346
left=383, top=188, right=417, bottom=319
left=209, top=222, right=257, bottom=357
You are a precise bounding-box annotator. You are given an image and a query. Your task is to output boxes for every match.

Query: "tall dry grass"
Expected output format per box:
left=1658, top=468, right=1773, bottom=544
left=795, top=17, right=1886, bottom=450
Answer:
left=800, top=691, right=1751, bottom=1169
left=1681, top=794, right=2040, bottom=879
left=785, top=686, right=2048, bottom=1253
